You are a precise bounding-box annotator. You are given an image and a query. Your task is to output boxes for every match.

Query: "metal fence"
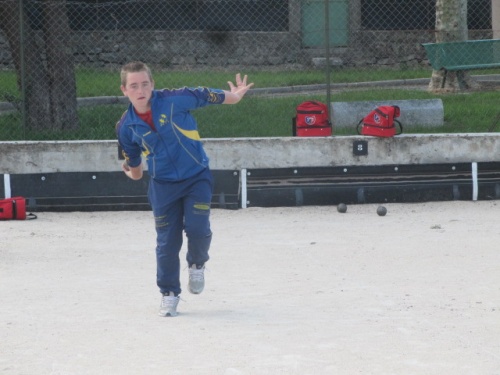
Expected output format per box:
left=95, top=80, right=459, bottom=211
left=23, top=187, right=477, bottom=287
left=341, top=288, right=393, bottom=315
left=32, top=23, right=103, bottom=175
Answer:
left=0, top=0, right=496, bottom=141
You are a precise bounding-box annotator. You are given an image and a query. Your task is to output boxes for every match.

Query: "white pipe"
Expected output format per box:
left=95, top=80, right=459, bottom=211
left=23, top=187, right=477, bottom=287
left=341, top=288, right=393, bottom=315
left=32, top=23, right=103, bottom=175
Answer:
left=471, top=162, right=478, bottom=201
left=4, top=174, right=11, bottom=198
left=241, top=169, right=247, bottom=209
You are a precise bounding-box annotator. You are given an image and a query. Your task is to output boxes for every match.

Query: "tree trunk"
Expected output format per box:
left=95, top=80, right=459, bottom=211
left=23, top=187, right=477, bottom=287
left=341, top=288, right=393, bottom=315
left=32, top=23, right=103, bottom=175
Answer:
left=0, top=0, right=79, bottom=132
left=0, top=1, right=51, bottom=128
left=428, top=0, right=479, bottom=93
left=43, top=0, right=79, bottom=130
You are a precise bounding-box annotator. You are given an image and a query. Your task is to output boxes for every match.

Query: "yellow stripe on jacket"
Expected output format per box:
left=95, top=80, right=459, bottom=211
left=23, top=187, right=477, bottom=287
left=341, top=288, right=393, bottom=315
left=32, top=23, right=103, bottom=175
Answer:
left=173, top=123, right=201, bottom=141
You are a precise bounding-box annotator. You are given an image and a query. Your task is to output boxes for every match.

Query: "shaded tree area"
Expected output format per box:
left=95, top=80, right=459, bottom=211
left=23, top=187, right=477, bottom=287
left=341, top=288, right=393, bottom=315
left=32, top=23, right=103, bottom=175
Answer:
left=0, top=0, right=78, bottom=131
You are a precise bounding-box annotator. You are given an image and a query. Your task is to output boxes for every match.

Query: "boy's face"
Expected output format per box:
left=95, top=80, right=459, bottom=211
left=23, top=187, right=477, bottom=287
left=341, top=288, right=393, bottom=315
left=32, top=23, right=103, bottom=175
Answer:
left=121, top=71, right=154, bottom=113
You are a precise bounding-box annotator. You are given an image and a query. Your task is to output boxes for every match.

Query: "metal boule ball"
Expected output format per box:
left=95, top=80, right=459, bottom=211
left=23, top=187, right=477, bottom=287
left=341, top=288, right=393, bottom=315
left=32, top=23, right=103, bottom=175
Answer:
left=337, top=203, right=347, bottom=213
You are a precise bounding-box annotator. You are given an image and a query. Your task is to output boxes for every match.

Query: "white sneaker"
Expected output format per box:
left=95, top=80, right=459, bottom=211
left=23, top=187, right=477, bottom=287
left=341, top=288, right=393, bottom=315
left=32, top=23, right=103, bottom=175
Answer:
left=159, top=292, right=179, bottom=317
left=188, top=264, right=205, bottom=294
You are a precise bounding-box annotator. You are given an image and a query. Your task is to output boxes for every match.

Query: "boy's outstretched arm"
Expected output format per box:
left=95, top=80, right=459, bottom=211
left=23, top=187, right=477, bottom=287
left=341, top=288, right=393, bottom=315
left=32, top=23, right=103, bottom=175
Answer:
left=223, top=73, right=254, bottom=104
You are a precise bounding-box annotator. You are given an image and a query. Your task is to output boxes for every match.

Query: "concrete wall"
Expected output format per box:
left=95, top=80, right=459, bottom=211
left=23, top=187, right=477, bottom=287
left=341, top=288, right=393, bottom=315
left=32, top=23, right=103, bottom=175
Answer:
left=0, top=29, right=434, bottom=70
left=1, top=134, right=499, bottom=175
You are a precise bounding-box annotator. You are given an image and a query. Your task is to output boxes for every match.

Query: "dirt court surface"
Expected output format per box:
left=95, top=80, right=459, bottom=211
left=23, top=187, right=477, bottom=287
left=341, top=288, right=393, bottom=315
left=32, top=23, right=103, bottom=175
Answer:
left=1, top=200, right=499, bottom=375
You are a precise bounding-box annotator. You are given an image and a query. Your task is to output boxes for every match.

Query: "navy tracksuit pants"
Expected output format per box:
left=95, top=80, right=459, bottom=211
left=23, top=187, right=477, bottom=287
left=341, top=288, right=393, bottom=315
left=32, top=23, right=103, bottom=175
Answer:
left=148, top=168, right=213, bottom=295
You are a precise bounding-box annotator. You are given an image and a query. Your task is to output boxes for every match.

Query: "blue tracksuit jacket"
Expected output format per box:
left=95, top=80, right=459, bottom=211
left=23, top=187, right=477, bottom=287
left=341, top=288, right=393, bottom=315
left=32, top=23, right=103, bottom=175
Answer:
left=116, top=87, right=225, bottom=182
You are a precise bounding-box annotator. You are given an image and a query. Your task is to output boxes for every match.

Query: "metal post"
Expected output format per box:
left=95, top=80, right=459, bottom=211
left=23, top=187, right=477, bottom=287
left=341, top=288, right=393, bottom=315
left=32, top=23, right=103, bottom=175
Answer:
left=324, top=0, right=331, bottom=126
left=19, top=0, right=27, bottom=136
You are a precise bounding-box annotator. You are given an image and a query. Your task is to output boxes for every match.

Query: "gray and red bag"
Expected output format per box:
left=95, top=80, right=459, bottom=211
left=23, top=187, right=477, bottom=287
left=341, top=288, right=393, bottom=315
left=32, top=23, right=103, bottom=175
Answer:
left=357, top=105, right=403, bottom=137
left=0, top=197, right=37, bottom=220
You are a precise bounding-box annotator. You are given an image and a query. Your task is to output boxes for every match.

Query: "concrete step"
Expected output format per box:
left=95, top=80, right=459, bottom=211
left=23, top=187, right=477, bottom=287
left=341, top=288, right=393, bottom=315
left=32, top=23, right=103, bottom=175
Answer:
left=331, top=99, right=444, bottom=129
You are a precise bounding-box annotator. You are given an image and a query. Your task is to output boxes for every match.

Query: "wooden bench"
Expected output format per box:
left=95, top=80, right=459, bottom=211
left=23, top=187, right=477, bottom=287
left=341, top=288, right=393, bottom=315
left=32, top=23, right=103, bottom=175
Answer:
left=422, top=39, right=500, bottom=72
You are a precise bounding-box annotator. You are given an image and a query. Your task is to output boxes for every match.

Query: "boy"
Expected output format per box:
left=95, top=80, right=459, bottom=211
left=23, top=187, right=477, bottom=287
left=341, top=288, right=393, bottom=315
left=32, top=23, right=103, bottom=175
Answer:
left=116, top=61, right=253, bottom=317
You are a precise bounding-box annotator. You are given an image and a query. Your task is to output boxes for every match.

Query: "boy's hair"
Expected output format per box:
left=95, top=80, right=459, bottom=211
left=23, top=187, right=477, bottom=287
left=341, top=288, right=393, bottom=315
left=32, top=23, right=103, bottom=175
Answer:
left=120, top=61, right=153, bottom=86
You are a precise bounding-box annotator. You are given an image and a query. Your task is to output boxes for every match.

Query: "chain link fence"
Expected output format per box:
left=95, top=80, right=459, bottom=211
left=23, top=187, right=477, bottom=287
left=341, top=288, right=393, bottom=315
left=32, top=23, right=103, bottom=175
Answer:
left=0, top=0, right=497, bottom=141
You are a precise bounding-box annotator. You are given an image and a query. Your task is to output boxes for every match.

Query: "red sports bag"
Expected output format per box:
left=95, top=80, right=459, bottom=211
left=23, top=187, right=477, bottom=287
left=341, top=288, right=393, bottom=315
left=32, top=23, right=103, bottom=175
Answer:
left=293, top=100, right=332, bottom=137
left=0, top=197, right=37, bottom=220
left=357, top=105, right=403, bottom=137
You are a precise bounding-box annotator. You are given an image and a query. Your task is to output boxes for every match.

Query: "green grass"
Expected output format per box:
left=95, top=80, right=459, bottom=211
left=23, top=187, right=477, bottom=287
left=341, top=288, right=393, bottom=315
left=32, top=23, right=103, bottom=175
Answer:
left=0, top=67, right=435, bottom=98
left=1, top=67, right=500, bottom=140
